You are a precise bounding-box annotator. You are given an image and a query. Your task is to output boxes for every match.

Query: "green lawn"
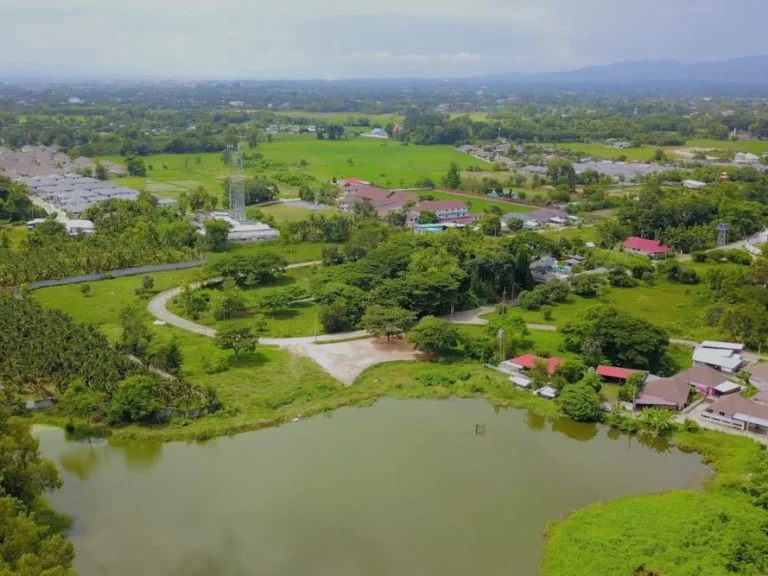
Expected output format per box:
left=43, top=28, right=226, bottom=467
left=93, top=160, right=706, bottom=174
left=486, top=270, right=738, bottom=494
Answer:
left=274, top=111, right=404, bottom=126
left=511, top=278, right=724, bottom=342
left=259, top=137, right=482, bottom=188
left=1, top=223, right=29, bottom=247
left=683, top=138, right=768, bottom=155
left=168, top=267, right=323, bottom=338
left=551, top=139, right=768, bottom=161
left=258, top=202, right=339, bottom=222
left=417, top=189, right=533, bottom=214
left=550, top=142, right=673, bottom=162
left=541, top=431, right=768, bottom=576
left=100, top=138, right=484, bottom=200
left=541, top=226, right=598, bottom=244
left=208, top=241, right=333, bottom=266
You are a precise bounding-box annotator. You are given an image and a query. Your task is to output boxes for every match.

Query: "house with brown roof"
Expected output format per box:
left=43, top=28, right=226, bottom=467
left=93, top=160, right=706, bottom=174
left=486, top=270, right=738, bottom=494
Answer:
left=702, top=394, right=768, bottom=434
left=671, top=364, right=740, bottom=398
left=635, top=378, right=691, bottom=411
left=406, top=199, right=470, bottom=227
left=745, top=363, right=768, bottom=390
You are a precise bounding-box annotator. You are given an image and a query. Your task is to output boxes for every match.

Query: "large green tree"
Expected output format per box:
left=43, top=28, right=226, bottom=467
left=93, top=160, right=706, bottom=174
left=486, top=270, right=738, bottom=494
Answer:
left=407, top=316, right=459, bottom=355
left=561, top=307, right=669, bottom=372
left=362, top=305, right=416, bottom=340
left=558, top=383, right=602, bottom=422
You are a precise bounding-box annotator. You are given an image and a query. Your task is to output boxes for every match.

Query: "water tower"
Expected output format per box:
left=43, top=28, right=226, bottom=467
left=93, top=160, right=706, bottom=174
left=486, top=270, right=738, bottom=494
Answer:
left=717, top=223, right=729, bottom=248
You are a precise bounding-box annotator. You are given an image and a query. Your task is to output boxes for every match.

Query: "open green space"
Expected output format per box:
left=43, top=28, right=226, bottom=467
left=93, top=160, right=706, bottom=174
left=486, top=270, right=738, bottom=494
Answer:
left=258, top=138, right=483, bottom=188
left=550, top=142, right=674, bottom=162
left=258, top=202, right=339, bottom=222
left=208, top=241, right=332, bottom=265
left=510, top=266, right=727, bottom=342
left=0, top=223, right=29, bottom=247
left=101, top=138, right=484, bottom=200
left=684, top=138, right=768, bottom=155
left=168, top=267, right=322, bottom=338
left=417, top=190, right=533, bottom=213
left=274, top=111, right=404, bottom=125
left=541, top=430, right=768, bottom=576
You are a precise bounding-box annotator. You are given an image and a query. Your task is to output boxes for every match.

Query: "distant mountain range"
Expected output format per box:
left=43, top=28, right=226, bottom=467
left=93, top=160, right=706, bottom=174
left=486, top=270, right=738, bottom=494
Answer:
left=480, top=56, right=768, bottom=84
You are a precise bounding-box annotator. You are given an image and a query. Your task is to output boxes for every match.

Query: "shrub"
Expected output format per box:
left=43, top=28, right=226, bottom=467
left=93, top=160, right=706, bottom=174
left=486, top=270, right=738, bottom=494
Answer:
left=683, top=418, right=701, bottom=433
left=417, top=371, right=456, bottom=387
left=541, top=305, right=553, bottom=321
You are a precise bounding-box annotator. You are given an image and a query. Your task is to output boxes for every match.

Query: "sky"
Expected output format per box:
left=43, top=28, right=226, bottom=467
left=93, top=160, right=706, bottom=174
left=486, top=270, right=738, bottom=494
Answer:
left=2, top=0, right=768, bottom=79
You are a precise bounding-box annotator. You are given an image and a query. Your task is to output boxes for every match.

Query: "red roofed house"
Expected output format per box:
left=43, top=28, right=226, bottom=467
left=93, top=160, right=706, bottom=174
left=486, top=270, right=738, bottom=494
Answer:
left=407, top=199, right=469, bottom=226
left=623, top=237, right=671, bottom=258
left=504, top=354, right=564, bottom=375
left=596, top=365, right=642, bottom=384
left=339, top=184, right=418, bottom=216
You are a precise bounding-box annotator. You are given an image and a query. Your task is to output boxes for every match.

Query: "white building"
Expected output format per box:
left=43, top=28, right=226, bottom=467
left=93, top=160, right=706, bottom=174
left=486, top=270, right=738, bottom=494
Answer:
left=203, top=212, right=280, bottom=242
left=735, top=152, right=760, bottom=164
left=693, top=341, right=745, bottom=374
left=683, top=179, right=707, bottom=190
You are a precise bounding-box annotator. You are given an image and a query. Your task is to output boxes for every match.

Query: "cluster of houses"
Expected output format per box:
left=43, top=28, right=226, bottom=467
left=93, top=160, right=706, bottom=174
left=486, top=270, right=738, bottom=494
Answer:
left=497, top=341, right=768, bottom=435
left=337, top=179, right=480, bottom=229
left=265, top=124, right=316, bottom=134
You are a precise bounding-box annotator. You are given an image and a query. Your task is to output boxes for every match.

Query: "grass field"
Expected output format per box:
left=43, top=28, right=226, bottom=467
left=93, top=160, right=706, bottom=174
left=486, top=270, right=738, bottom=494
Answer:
left=683, top=138, right=768, bottom=154
left=258, top=202, right=339, bottom=222
left=101, top=138, right=484, bottom=200
left=417, top=190, right=533, bottom=213
left=168, top=267, right=323, bottom=338
left=551, top=138, right=768, bottom=161
left=550, top=142, right=674, bottom=162
left=1, top=223, right=29, bottom=247
left=510, top=274, right=724, bottom=341
left=274, top=111, right=404, bottom=125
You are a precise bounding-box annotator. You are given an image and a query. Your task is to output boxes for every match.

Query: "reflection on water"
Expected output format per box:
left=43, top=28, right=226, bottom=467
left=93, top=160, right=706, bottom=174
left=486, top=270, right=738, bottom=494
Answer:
left=35, top=398, right=706, bottom=576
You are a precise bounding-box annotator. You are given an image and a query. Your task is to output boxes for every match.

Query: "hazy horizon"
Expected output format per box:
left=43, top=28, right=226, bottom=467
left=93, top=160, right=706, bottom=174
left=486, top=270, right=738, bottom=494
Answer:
left=3, top=0, right=768, bottom=80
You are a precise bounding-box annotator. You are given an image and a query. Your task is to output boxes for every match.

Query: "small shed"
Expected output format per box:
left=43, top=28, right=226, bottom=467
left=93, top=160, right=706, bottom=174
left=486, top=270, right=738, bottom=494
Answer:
left=509, top=374, right=532, bottom=389
left=537, top=386, right=558, bottom=400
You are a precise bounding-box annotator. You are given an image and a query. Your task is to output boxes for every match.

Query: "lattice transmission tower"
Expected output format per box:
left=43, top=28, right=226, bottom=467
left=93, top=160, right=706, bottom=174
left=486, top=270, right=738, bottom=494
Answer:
left=717, top=223, right=729, bottom=248
left=227, top=143, right=246, bottom=223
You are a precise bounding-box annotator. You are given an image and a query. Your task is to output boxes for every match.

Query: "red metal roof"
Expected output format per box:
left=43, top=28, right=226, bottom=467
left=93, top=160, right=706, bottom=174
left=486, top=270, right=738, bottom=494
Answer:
left=623, top=237, right=671, bottom=254
left=597, top=365, right=638, bottom=380
left=509, top=354, right=564, bottom=374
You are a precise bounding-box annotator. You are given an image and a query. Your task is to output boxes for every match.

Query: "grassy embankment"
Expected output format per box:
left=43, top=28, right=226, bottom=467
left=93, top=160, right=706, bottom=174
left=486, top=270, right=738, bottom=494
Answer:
left=541, top=430, right=768, bottom=576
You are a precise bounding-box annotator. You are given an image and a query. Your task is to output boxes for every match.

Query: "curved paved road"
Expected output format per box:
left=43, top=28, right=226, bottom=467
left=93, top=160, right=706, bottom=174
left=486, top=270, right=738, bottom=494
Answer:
left=148, top=276, right=559, bottom=346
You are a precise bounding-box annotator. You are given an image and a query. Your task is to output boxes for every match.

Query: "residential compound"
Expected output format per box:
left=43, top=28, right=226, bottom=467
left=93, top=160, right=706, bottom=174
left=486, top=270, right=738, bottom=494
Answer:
left=337, top=179, right=478, bottom=228
left=497, top=340, right=768, bottom=435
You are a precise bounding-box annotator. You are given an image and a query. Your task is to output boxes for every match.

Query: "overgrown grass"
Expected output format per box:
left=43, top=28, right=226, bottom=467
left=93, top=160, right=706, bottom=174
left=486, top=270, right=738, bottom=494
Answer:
left=102, top=138, right=483, bottom=199
left=511, top=277, right=724, bottom=342
left=416, top=189, right=533, bottom=213
left=1, top=223, right=29, bottom=247
left=541, top=430, right=768, bottom=576
left=167, top=267, right=322, bottom=337
left=550, top=142, right=675, bottom=162
left=258, top=202, right=339, bottom=222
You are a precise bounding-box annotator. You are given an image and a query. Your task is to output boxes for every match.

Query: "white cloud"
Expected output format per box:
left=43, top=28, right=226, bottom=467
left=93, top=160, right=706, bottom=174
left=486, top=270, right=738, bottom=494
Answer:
left=1, top=0, right=766, bottom=78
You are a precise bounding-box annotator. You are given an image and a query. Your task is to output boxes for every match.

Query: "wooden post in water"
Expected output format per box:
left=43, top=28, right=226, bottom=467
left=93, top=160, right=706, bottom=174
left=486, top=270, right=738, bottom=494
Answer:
left=475, top=423, right=486, bottom=435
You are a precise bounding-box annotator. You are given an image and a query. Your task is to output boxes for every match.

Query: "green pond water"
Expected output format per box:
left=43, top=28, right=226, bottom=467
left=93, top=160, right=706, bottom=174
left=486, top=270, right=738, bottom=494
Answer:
left=36, top=398, right=707, bottom=576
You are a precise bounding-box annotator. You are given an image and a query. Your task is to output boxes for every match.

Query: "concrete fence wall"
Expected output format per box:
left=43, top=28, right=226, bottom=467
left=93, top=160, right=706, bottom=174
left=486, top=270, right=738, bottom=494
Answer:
left=27, top=258, right=205, bottom=290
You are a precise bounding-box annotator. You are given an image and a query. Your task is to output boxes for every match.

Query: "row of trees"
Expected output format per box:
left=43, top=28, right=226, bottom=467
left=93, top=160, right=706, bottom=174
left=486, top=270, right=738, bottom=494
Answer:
left=0, top=406, right=76, bottom=575
left=0, top=291, right=216, bottom=425
left=0, top=195, right=201, bottom=285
